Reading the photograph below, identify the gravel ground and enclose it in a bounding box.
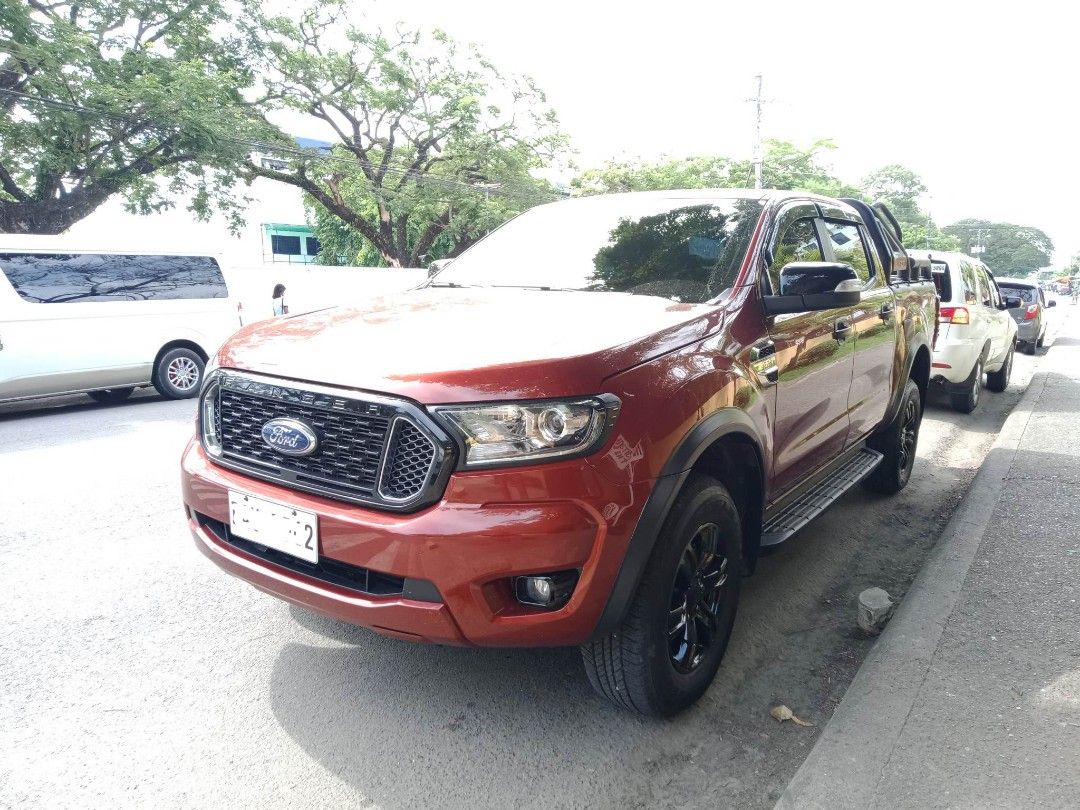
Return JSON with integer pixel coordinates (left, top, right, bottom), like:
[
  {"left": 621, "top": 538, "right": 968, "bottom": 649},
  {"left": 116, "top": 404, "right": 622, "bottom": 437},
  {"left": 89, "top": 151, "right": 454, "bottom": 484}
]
[{"left": 0, "top": 340, "right": 1048, "bottom": 809}]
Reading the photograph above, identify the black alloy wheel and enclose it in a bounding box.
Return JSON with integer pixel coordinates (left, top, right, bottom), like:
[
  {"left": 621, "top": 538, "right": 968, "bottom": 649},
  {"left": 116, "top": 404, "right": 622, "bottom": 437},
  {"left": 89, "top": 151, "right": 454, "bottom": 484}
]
[{"left": 668, "top": 523, "right": 730, "bottom": 674}]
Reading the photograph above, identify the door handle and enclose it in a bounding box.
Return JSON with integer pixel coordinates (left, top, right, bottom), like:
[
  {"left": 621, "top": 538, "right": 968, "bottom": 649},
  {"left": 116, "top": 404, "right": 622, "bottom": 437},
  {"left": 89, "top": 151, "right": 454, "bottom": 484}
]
[
  {"left": 749, "top": 340, "right": 778, "bottom": 385},
  {"left": 833, "top": 319, "right": 852, "bottom": 342},
  {"left": 879, "top": 302, "right": 895, "bottom": 322}
]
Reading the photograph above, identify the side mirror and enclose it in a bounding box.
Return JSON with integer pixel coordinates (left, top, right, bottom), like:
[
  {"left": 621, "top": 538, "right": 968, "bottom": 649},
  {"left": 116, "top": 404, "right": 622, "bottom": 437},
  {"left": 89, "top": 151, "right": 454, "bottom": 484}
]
[
  {"left": 1003, "top": 296, "right": 1023, "bottom": 310},
  {"left": 763, "top": 262, "right": 861, "bottom": 315},
  {"left": 427, "top": 258, "right": 453, "bottom": 278},
  {"left": 1048, "top": 299, "right": 1057, "bottom": 308}
]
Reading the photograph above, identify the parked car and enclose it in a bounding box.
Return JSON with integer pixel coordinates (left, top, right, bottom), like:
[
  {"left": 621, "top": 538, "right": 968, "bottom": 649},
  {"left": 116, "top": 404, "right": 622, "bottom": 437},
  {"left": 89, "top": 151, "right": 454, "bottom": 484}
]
[
  {"left": 0, "top": 245, "right": 239, "bottom": 403},
  {"left": 182, "top": 190, "right": 937, "bottom": 716},
  {"left": 911, "top": 250, "right": 1020, "bottom": 412},
  {"left": 997, "top": 278, "right": 1055, "bottom": 354}
]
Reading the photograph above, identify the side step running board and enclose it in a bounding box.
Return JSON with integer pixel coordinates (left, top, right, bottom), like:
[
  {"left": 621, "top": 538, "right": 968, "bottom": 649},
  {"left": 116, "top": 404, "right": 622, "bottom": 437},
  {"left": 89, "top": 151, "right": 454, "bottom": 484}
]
[{"left": 761, "top": 448, "right": 884, "bottom": 547}]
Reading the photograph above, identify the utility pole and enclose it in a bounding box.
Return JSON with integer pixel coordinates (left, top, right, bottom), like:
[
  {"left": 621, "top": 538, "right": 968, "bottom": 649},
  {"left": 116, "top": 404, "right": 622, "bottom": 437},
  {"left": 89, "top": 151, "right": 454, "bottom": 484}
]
[{"left": 749, "top": 74, "right": 764, "bottom": 189}]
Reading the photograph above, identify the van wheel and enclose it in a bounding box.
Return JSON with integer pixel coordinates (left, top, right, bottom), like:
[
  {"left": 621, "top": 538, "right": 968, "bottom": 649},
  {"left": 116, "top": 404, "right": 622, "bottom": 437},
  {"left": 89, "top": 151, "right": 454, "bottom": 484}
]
[
  {"left": 88, "top": 387, "right": 135, "bottom": 404},
  {"left": 986, "top": 345, "right": 1013, "bottom": 393},
  {"left": 949, "top": 359, "right": 982, "bottom": 413},
  {"left": 581, "top": 474, "right": 742, "bottom": 716},
  {"left": 153, "top": 348, "right": 204, "bottom": 399},
  {"left": 864, "top": 379, "right": 922, "bottom": 495},
  {"left": 1023, "top": 341, "right": 1036, "bottom": 355}
]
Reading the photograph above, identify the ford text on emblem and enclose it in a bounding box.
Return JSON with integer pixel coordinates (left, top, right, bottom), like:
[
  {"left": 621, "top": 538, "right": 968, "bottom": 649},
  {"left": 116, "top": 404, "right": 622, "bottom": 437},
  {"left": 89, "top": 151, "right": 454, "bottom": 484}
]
[{"left": 261, "top": 418, "right": 318, "bottom": 457}]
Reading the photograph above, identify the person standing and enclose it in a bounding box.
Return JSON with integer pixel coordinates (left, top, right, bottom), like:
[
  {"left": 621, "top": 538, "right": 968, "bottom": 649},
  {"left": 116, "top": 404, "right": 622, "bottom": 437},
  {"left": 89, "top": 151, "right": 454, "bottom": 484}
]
[{"left": 272, "top": 283, "right": 288, "bottom": 316}]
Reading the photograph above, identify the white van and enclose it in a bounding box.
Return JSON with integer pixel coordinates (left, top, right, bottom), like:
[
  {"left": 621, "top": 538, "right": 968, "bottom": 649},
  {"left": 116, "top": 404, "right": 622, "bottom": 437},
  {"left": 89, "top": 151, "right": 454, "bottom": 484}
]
[
  {"left": 909, "top": 250, "right": 1019, "bottom": 413},
  {"left": 0, "top": 244, "right": 241, "bottom": 403}
]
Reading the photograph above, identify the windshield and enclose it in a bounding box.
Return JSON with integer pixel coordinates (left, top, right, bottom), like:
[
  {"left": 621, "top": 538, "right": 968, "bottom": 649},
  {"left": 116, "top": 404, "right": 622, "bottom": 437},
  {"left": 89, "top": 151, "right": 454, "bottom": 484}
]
[{"left": 432, "top": 196, "right": 764, "bottom": 303}]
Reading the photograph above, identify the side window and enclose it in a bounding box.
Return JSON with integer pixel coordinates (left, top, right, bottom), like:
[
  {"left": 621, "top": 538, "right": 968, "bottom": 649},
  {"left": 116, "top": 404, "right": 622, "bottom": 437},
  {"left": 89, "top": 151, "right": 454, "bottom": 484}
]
[
  {"left": 768, "top": 217, "right": 823, "bottom": 293},
  {"left": 0, "top": 253, "right": 226, "bottom": 303},
  {"left": 977, "top": 268, "right": 993, "bottom": 307},
  {"left": 960, "top": 263, "right": 978, "bottom": 304},
  {"left": 824, "top": 220, "right": 873, "bottom": 284}
]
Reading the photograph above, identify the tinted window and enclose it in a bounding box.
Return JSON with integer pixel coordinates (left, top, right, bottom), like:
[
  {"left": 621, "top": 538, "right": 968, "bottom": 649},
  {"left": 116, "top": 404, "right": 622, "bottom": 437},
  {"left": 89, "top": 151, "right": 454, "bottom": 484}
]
[
  {"left": 0, "top": 253, "right": 227, "bottom": 303},
  {"left": 960, "top": 262, "right": 978, "bottom": 304},
  {"left": 305, "top": 237, "right": 321, "bottom": 257},
  {"left": 271, "top": 234, "right": 302, "bottom": 255},
  {"left": 824, "top": 220, "right": 872, "bottom": 283},
  {"left": 999, "top": 284, "right": 1036, "bottom": 304},
  {"left": 435, "top": 197, "right": 765, "bottom": 303},
  {"left": 976, "top": 268, "right": 993, "bottom": 306},
  {"left": 931, "top": 262, "right": 952, "bottom": 300},
  {"left": 768, "top": 217, "right": 823, "bottom": 292}
]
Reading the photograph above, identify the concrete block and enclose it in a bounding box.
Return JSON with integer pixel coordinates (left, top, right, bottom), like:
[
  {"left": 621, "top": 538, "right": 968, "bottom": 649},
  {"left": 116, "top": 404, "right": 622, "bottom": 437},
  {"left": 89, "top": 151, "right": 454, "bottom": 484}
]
[{"left": 858, "top": 587, "right": 895, "bottom": 635}]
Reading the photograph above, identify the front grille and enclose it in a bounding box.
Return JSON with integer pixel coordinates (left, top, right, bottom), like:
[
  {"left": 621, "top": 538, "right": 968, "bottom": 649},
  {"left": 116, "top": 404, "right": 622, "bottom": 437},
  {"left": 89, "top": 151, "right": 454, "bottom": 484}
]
[
  {"left": 380, "top": 419, "right": 437, "bottom": 500},
  {"left": 208, "top": 371, "right": 447, "bottom": 510}
]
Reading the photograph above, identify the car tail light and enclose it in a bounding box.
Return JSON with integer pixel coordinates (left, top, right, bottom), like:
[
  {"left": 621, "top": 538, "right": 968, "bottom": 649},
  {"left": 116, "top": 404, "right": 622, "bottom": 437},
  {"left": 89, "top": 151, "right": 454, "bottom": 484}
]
[
  {"left": 939, "top": 306, "right": 970, "bottom": 325},
  {"left": 1023, "top": 304, "right": 1039, "bottom": 321}
]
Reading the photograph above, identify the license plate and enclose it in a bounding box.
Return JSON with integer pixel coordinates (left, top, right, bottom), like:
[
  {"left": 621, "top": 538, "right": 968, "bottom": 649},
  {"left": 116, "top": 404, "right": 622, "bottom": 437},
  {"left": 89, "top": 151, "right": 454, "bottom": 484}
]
[{"left": 228, "top": 491, "right": 318, "bottom": 564}]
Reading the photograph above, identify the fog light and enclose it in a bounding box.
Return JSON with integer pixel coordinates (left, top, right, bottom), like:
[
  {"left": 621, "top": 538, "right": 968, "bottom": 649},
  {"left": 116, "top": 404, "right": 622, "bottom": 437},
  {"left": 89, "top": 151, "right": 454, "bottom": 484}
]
[{"left": 514, "top": 571, "right": 578, "bottom": 609}]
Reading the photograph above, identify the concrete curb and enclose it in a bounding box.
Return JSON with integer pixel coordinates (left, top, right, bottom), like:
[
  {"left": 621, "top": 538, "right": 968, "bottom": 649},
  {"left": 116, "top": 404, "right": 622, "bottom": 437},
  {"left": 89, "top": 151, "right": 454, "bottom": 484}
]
[{"left": 775, "top": 330, "right": 1060, "bottom": 808}]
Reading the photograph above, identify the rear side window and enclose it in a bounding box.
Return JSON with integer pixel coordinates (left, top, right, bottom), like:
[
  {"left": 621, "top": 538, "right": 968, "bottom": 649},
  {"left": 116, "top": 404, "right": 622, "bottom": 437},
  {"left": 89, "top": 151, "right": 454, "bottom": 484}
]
[
  {"left": 960, "top": 262, "right": 978, "bottom": 304},
  {"left": 931, "top": 262, "right": 951, "bottom": 300},
  {"left": 0, "top": 253, "right": 227, "bottom": 303},
  {"left": 824, "top": 220, "right": 872, "bottom": 283},
  {"left": 976, "top": 267, "right": 994, "bottom": 307}
]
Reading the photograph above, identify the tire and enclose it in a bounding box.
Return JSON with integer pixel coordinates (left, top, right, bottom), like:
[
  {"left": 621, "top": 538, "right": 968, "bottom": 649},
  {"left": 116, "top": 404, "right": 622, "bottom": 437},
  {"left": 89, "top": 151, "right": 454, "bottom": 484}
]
[
  {"left": 153, "top": 348, "right": 205, "bottom": 399},
  {"left": 864, "top": 378, "right": 923, "bottom": 495},
  {"left": 1023, "top": 341, "right": 1036, "bottom": 355},
  {"left": 1036, "top": 331, "right": 1045, "bottom": 349},
  {"left": 986, "top": 344, "right": 1013, "bottom": 393},
  {"left": 87, "top": 387, "right": 135, "bottom": 404},
  {"left": 581, "top": 474, "right": 743, "bottom": 717},
  {"left": 949, "top": 358, "right": 982, "bottom": 413}
]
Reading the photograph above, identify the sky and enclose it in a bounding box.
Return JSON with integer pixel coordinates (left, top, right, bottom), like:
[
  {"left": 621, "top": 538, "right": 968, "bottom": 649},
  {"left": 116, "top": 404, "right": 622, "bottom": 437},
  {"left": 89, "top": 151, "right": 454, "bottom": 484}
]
[{"left": 328, "top": 0, "right": 1080, "bottom": 266}]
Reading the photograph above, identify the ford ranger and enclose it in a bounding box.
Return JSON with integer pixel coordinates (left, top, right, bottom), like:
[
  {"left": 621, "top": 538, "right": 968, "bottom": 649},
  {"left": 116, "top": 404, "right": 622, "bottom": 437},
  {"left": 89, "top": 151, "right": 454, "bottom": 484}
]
[{"left": 181, "top": 189, "right": 937, "bottom": 716}]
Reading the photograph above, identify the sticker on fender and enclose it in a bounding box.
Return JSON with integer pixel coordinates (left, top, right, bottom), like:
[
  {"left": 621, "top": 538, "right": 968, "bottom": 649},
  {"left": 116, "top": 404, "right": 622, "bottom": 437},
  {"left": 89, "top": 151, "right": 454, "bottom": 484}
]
[{"left": 228, "top": 491, "right": 318, "bottom": 564}]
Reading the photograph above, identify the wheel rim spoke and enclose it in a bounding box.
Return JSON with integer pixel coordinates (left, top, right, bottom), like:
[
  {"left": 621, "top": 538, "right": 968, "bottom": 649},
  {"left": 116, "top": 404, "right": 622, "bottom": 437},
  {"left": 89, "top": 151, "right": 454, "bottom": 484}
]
[{"left": 667, "top": 521, "right": 729, "bottom": 674}]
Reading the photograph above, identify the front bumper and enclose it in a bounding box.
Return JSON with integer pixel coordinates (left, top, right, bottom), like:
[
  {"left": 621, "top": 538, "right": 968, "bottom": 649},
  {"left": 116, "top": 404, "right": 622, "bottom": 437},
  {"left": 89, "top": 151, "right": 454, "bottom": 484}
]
[{"left": 181, "top": 440, "right": 651, "bottom": 647}]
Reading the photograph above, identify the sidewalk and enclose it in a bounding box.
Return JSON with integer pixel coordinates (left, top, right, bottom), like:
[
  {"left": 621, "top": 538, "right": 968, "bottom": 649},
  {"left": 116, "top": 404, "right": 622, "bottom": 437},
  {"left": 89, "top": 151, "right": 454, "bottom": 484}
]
[{"left": 778, "top": 305, "right": 1080, "bottom": 809}]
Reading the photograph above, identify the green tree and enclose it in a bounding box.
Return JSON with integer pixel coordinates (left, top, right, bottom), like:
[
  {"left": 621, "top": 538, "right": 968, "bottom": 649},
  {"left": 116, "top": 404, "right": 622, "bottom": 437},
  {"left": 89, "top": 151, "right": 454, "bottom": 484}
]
[
  {"left": 857, "top": 164, "right": 959, "bottom": 251},
  {"left": 572, "top": 140, "right": 859, "bottom": 197},
  {"left": 574, "top": 140, "right": 859, "bottom": 198},
  {"left": 942, "top": 219, "right": 1053, "bottom": 274},
  {"left": 0, "top": 0, "right": 271, "bottom": 234},
  {"left": 571, "top": 155, "right": 735, "bottom": 195},
  {"left": 246, "top": 5, "right": 563, "bottom": 267}
]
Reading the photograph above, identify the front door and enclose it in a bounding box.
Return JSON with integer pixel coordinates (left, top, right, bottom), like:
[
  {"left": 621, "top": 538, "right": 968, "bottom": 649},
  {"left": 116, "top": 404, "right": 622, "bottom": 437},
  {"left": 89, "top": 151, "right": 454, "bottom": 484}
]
[
  {"left": 763, "top": 204, "right": 856, "bottom": 497},
  {"left": 821, "top": 219, "right": 898, "bottom": 443}
]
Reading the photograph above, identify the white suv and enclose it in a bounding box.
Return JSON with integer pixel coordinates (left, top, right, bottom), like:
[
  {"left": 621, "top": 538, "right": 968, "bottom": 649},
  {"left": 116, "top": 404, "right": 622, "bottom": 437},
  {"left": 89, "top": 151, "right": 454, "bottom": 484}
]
[{"left": 911, "top": 250, "right": 1019, "bottom": 413}]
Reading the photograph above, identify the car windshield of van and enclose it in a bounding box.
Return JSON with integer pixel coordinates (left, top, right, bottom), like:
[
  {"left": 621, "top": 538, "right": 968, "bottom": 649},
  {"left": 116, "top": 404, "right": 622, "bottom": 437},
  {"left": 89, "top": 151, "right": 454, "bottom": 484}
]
[
  {"left": 998, "top": 283, "right": 1036, "bottom": 304},
  {"left": 429, "top": 197, "right": 765, "bottom": 303}
]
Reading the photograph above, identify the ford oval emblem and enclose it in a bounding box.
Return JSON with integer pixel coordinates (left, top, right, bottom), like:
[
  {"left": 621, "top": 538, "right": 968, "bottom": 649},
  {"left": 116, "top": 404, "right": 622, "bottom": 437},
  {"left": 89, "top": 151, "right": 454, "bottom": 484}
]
[{"left": 261, "top": 418, "right": 318, "bottom": 457}]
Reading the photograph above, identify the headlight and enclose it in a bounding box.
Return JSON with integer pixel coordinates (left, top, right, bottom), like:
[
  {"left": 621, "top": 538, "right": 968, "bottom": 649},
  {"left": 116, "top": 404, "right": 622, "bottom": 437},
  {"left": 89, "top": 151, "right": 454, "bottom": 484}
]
[
  {"left": 434, "top": 395, "right": 620, "bottom": 468},
  {"left": 198, "top": 372, "right": 223, "bottom": 458}
]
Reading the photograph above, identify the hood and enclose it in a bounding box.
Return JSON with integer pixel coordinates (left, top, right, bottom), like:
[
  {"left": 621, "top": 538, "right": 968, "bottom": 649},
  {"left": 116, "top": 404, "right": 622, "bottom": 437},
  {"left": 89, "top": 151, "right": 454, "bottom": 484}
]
[{"left": 216, "top": 287, "right": 723, "bottom": 402}]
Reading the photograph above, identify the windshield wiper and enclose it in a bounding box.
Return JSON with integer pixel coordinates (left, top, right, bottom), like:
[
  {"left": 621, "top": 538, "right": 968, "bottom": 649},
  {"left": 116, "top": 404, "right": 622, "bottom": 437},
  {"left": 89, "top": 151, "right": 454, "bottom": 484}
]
[{"left": 426, "top": 281, "right": 479, "bottom": 288}]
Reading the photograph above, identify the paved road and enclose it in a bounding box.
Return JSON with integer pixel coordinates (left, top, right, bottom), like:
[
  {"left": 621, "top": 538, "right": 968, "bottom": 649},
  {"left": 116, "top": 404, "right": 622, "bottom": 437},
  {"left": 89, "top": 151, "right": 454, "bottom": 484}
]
[{"left": 0, "top": 316, "right": 1062, "bottom": 809}]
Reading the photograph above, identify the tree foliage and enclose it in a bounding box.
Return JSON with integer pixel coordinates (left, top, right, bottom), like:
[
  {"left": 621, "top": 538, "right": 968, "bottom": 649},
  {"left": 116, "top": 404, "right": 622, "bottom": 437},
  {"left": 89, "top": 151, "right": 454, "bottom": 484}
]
[
  {"left": 857, "top": 164, "right": 958, "bottom": 251},
  {"left": 942, "top": 219, "right": 1054, "bottom": 274},
  {"left": 0, "top": 0, "right": 271, "bottom": 234},
  {"left": 571, "top": 140, "right": 859, "bottom": 198},
  {"left": 246, "top": 4, "right": 563, "bottom": 267}
]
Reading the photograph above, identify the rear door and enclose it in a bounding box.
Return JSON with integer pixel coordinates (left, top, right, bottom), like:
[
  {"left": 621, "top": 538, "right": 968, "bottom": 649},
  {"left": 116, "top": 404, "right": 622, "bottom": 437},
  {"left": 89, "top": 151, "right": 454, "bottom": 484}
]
[
  {"left": 763, "top": 202, "right": 857, "bottom": 496},
  {"left": 976, "top": 266, "right": 1009, "bottom": 363}
]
